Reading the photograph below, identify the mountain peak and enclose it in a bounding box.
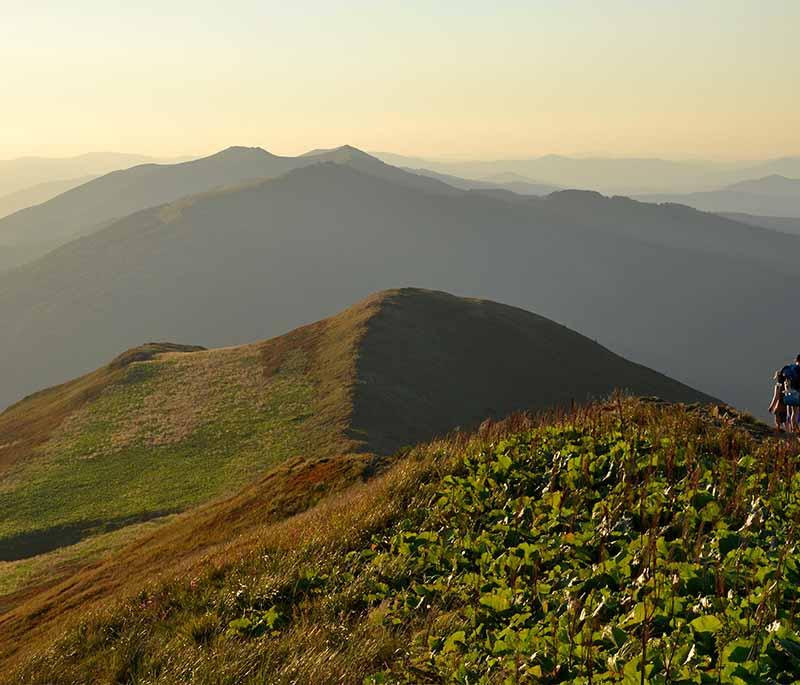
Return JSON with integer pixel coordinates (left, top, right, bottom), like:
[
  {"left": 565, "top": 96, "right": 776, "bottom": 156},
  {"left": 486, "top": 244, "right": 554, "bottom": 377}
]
[
  {"left": 725, "top": 174, "right": 800, "bottom": 194},
  {"left": 212, "top": 145, "right": 275, "bottom": 159},
  {"left": 544, "top": 188, "right": 606, "bottom": 203},
  {"left": 301, "top": 144, "right": 373, "bottom": 160}
]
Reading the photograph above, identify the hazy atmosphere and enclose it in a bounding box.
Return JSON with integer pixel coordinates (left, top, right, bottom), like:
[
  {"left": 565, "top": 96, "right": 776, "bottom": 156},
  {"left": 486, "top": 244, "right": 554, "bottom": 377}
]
[
  {"left": 3, "top": 3, "right": 800, "bottom": 683},
  {"left": 4, "top": 1, "right": 799, "bottom": 160}
]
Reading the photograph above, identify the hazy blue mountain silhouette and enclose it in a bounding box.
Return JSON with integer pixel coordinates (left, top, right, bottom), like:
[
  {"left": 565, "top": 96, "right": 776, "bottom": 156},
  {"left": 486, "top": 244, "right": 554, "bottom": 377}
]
[
  {"left": 734, "top": 158, "right": 800, "bottom": 182},
  {"left": 404, "top": 168, "right": 561, "bottom": 195},
  {"left": 0, "top": 146, "right": 456, "bottom": 270},
  {"left": 374, "top": 152, "right": 800, "bottom": 196},
  {"left": 0, "top": 175, "right": 98, "bottom": 220},
  {"left": 0, "top": 152, "right": 164, "bottom": 197},
  {"left": 0, "top": 160, "right": 797, "bottom": 419},
  {"left": 724, "top": 175, "right": 800, "bottom": 196},
  {"left": 718, "top": 212, "right": 800, "bottom": 235},
  {"left": 637, "top": 183, "right": 800, "bottom": 218}
]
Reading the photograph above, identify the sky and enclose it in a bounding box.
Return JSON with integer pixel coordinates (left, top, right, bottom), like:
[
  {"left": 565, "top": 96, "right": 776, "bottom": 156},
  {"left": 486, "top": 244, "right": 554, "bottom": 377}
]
[{"left": 2, "top": 0, "right": 799, "bottom": 161}]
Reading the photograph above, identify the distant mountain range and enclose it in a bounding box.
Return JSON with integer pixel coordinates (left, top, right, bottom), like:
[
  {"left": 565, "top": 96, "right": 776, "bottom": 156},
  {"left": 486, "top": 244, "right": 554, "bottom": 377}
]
[
  {"left": 403, "top": 168, "right": 561, "bottom": 195},
  {"left": 373, "top": 152, "right": 800, "bottom": 195},
  {"left": 0, "top": 146, "right": 457, "bottom": 270},
  {"left": 725, "top": 174, "right": 800, "bottom": 196},
  {"left": 4, "top": 148, "right": 800, "bottom": 273},
  {"left": 0, "top": 152, "right": 171, "bottom": 197},
  {"left": 638, "top": 174, "right": 800, "bottom": 217},
  {"left": 0, "top": 148, "right": 795, "bottom": 420},
  {"left": 718, "top": 212, "right": 800, "bottom": 235},
  {"left": 0, "top": 176, "right": 98, "bottom": 221}
]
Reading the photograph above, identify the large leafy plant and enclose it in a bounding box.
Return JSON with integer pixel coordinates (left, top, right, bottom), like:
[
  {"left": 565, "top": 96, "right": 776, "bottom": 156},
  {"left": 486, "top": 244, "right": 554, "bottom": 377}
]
[{"left": 365, "top": 422, "right": 800, "bottom": 683}]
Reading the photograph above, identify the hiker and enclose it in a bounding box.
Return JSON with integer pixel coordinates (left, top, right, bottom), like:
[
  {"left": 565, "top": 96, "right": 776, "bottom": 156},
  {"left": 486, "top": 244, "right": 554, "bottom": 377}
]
[
  {"left": 785, "top": 377, "right": 800, "bottom": 432},
  {"left": 781, "top": 356, "right": 800, "bottom": 431},
  {"left": 769, "top": 370, "right": 788, "bottom": 431}
]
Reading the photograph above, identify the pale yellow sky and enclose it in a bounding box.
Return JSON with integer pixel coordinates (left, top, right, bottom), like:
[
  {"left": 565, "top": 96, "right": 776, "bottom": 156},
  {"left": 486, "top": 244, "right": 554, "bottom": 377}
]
[{"left": 3, "top": 1, "right": 799, "bottom": 160}]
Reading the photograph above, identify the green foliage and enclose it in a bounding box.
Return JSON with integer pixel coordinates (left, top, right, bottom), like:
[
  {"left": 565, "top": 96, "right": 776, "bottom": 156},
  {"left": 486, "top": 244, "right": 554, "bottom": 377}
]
[{"left": 358, "top": 424, "right": 800, "bottom": 683}]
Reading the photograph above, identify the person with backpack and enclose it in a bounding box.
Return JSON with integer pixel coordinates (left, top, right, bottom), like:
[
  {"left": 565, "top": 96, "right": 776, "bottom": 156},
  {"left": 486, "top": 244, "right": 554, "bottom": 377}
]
[
  {"left": 781, "top": 355, "right": 800, "bottom": 431},
  {"left": 769, "top": 370, "right": 789, "bottom": 432}
]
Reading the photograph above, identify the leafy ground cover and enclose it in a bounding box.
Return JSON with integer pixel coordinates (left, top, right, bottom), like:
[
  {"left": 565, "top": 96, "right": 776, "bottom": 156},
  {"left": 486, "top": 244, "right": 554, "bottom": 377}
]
[
  {"left": 364, "top": 414, "right": 800, "bottom": 682},
  {"left": 11, "top": 399, "right": 800, "bottom": 684}
]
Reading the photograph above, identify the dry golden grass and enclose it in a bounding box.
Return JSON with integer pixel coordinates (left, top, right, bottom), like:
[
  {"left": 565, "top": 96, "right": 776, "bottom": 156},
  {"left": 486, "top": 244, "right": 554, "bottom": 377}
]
[{"left": 0, "top": 293, "right": 384, "bottom": 666}]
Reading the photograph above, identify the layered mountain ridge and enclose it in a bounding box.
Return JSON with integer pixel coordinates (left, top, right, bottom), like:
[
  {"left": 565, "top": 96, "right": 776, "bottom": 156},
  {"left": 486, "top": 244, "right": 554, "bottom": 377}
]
[
  {"left": 0, "top": 155, "right": 796, "bottom": 419},
  {"left": 0, "top": 145, "right": 457, "bottom": 269}
]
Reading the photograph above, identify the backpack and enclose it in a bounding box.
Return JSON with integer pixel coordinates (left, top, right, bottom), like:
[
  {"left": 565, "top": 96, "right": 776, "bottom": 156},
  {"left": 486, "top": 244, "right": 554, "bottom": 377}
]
[
  {"left": 785, "top": 389, "right": 800, "bottom": 407},
  {"left": 783, "top": 364, "right": 800, "bottom": 387}
]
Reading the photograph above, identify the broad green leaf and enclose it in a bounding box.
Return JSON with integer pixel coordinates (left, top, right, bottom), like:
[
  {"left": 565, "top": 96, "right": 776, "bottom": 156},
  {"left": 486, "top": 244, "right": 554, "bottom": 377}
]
[{"left": 690, "top": 615, "right": 722, "bottom": 634}]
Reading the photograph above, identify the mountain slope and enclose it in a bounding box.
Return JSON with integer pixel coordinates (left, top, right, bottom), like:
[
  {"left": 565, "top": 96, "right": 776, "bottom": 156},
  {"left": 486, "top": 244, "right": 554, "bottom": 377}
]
[
  {"left": 0, "top": 152, "right": 162, "bottom": 197},
  {"left": 533, "top": 189, "right": 800, "bottom": 266},
  {"left": 0, "top": 176, "right": 97, "bottom": 221},
  {"left": 6, "top": 399, "right": 789, "bottom": 683},
  {"left": 0, "top": 146, "right": 453, "bottom": 270},
  {"left": 0, "top": 147, "right": 301, "bottom": 264},
  {"left": 0, "top": 288, "right": 709, "bottom": 560},
  {"left": 300, "top": 145, "right": 458, "bottom": 195},
  {"left": 0, "top": 299, "right": 368, "bottom": 563},
  {"left": 349, "top": 289, "right": 711, "bottom": 455},
  {"left": 0, "top": 291, "right": 712, "bottom": 669},
  {"left": 0, "top": 161, "right": 794, "bottom": 419}
]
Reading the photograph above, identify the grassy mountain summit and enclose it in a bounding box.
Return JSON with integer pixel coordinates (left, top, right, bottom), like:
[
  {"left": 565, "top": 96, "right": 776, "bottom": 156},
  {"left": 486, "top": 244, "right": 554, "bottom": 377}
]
[
  {"left": 0, "top": 288, "right": 709, "bottom": 559},
  {"left": 0, "top": 289, "right": 712, "bottom": 667}
]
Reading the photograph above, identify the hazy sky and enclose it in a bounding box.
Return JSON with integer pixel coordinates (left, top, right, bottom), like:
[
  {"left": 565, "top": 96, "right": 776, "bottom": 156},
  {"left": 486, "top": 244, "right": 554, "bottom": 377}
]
[{"left": 3, "top": 1, "right": 799, "bottom": 160}]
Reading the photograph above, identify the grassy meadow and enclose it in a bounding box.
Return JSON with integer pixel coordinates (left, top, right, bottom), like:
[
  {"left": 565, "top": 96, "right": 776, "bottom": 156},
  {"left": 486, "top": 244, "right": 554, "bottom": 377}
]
[{"left": 0, "top": 346, "right": 322, "bottom": 563}]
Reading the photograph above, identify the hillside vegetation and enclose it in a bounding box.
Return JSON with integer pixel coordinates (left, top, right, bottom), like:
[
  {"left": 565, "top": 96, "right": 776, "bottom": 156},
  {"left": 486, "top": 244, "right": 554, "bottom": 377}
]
[
  {"left": 10, "top": 399, "right": 800, "bottom": 683},
  {"left": 0, "top": 298, "right": 370, "bottom": 572},
  {"left": 0, "top": 289, "right": 711, "bottom": 670}
]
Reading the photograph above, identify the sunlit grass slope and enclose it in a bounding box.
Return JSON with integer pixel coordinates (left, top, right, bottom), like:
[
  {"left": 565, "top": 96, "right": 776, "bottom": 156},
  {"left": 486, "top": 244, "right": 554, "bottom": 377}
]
[
  {"left": 10, "top": 399, "right": 800, "bottom": 684},
  {"left": 0, "top": 345, "right": 319, "bottom": 559},
  {"left": 0, "top": 288, "right": 711, "bottom": 565},
  {"left": 0, "top": 288, "right": 713, "bottom": 673},
  {"left": 0, "top": 292, "right": 375, "bottom": 574}
]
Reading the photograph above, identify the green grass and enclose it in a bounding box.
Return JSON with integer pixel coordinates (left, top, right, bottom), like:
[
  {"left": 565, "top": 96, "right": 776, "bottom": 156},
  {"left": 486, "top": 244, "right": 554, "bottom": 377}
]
[
  {"left": 0, "top": 347, "right": 322, "bottom": 560},
  {"left": 12, "top": 399, "right": 800, "bottom": 684}
]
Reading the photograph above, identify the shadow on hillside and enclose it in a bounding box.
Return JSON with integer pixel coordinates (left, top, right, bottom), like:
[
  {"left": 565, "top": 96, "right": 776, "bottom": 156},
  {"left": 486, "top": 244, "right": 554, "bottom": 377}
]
[{"left": 0, "top": 509, "right": 177, "bottom": 562}]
